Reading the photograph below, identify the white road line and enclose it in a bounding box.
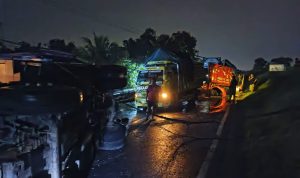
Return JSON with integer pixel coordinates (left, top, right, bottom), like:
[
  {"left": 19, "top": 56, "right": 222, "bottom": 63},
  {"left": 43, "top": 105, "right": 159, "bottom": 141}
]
[{"left": 196, "top": 105, "right": 231, "bottom": 178}]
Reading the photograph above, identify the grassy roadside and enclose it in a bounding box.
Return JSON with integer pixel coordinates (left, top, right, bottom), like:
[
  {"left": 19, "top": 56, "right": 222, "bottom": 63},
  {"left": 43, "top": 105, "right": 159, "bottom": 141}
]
[{"left": 240, "top": 69, "right": 300, "bottom": 178}]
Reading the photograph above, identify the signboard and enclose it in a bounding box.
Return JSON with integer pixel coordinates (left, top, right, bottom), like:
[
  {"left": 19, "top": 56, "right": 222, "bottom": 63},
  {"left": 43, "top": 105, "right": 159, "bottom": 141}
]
[{"left": 269, "top": 64, "right": 286, "bottom": 72}]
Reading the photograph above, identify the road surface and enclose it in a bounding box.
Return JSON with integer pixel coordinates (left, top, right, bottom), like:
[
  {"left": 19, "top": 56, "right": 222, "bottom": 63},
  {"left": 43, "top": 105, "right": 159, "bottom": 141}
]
[{"left": 89, "top": 103, "right": 225, "bottom": 178}]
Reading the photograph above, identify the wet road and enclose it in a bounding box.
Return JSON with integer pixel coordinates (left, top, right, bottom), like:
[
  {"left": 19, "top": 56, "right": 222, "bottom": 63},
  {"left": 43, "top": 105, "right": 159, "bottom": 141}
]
[{"left": 89, "top": 103, "right": 224, "bottom": 178}]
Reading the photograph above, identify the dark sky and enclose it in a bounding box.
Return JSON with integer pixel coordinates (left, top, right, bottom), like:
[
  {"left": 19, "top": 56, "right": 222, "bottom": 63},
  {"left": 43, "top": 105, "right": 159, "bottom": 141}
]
[{"left": 1, "top": 0, "right": 300, "bottom": 70}]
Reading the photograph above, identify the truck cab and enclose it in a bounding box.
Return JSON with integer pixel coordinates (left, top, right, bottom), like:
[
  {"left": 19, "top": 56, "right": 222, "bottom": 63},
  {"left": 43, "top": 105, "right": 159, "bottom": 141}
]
[
  {"left": 135, "top": 62, "right": 177, "bottom": 108},
  {"left": 135, "top": 49, "right": 204, "bottom": 109}
]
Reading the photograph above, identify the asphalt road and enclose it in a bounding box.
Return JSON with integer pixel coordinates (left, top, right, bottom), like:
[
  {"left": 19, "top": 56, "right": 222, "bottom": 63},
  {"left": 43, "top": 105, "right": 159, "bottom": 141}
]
[{"left": 89, "top": 103, "right": 224, "bottom": 178}]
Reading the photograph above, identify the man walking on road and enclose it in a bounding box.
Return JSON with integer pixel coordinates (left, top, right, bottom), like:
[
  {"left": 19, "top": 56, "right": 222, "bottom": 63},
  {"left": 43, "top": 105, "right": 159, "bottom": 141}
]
[
  {"left": 146, "top": 77, "right": 161, "bottom": 120},
  {"left": 228, "top": 74, "right": 238, "bottom": 103}
]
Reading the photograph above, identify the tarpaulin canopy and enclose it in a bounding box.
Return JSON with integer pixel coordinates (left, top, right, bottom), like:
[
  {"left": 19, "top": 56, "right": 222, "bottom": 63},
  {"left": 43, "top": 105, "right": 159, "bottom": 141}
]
[
  {"left": 145, "top": 48, "right": 179, "bottom": 64},
  {"left": 145, "top": 48, "right": 196, "bottom": 81}
]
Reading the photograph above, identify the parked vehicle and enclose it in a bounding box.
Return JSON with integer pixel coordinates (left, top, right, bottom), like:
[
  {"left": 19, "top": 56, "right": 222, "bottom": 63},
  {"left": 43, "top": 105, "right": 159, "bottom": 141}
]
[
  {"left": 0, "top": 50, "right": 127, "bottom": 178},
  {"left": 135, "top": 49, "right": 205, "bottom": 109},
  {"left": 201, "top": 59, "right": 240, "bottom": 108}
]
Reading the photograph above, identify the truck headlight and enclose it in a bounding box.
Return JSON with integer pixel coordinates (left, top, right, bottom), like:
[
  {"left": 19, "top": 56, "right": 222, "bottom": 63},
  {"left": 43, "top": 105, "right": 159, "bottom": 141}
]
[
  {"left": 135, "top": 93, "right": 142, "bottom": 98},
  {"left": 79, "top": 92, "right": 84, "bottom": 103},
  {"left": 161, "top": 92, "right": 168, "bottom": 99}
]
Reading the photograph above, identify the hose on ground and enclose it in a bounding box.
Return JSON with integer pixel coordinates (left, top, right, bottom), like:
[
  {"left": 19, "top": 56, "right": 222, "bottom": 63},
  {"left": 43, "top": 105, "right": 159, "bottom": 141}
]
[{"left": 119, "top": 102, "right": 220, "bottom": 125}]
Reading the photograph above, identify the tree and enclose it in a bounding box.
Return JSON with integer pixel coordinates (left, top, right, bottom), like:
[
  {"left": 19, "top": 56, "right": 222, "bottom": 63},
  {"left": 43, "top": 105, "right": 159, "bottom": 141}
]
[
  {"left": 253, "top": 57, "right": 268, "bottom": 73},
  {"left": 139, "top": 28, "right": 157, "bottom": 56},
  {"left": 119, "top": 58, "right": 144, "bottom": 88},
  {"left": 123, "top": 38, "right": 135, "bottom": 58},
  {"left": 107, "top": 42, "right": 128, "bottom": 64},
  {"left": 78, "top": 34, "right": 111, "bottom": 65},
  {"left": 271, "top": 57, "right": 293, "bottom": 67},
  {"left": 0, "top": 42, "right": 12, "bottom": 53},
  {"left": 123, "top": 28, "right": 198, "bottom": 62},
  {"left": 166, "top": 31, "right": 197, "bottom": 59},
  {"left": 157, "top": 34, "right": 170, "bottom": 49},
  {"left": 77, "top": 33, "right": 127, "bottom": 65},
  {"left": 123, "top": 28, "right": 157, "bottom": 62}
]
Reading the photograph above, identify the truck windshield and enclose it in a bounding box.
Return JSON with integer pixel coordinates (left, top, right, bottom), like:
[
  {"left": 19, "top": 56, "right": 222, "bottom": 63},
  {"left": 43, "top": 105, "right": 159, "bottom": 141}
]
[{"left": 137, "top": 70, "right": 163, "bottom": 83}]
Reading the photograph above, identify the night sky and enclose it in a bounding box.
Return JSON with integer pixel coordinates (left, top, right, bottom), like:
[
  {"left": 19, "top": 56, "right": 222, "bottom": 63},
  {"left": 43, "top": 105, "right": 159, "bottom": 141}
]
[{"left": 1, "top": 0, "right": 300, "bottom": 70}]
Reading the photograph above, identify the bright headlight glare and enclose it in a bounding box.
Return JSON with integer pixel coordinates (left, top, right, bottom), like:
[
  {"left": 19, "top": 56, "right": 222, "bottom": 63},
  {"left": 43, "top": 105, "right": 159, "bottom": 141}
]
[
  {"left": 79, "top": 92, "right": 84, "bottom": 103},
  {"left": 161, "top": 92, "right": 168, "bottom": 99},
  {"left": 135, "top": 93, "right": 142, "bottom": 98}
]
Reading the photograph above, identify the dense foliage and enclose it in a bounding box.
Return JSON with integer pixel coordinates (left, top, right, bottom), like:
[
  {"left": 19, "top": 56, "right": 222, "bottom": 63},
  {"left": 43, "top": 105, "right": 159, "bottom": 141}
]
[
  {"left": 119, "top": 58, "right": 145, "bottom": 88},
  {"left": 123, "top": 28, "right": 198, "bottom": 63}
]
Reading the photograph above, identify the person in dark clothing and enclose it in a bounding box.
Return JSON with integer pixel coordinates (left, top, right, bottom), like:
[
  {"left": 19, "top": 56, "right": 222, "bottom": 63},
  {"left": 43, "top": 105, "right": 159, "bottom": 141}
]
[
  {"left": 248, "top": 73, "right": 257, "bottom": 92},
  {"left": 228, "top": 74, "right": 238, "bottom": 103},
  {"left": 146, "top": 77, "right": 161, "bottom": 119}
]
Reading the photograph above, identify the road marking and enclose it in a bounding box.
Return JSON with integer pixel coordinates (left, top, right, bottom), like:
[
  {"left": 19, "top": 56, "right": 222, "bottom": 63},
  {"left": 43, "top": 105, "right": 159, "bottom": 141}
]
[{"left": 196, "top": 104, "right": 231, "bottom": 178}]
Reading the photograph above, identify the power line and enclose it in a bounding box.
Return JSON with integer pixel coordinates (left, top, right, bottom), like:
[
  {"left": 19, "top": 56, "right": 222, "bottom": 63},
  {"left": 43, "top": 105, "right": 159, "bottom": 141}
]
[{"left": 35, "top": 0, "right": 141, "bottom": 35}]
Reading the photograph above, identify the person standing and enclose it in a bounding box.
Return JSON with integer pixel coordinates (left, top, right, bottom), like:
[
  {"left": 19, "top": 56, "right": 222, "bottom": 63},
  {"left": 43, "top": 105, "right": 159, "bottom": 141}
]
[
  {"left": 248, "top": 74, "right": 257, "bottom": 92},
  {"left": 146, "top": 77, "right": 161, "bottom": 120},
  {"left": 228, "top": 74, "right": 238, "bottom": 103}
]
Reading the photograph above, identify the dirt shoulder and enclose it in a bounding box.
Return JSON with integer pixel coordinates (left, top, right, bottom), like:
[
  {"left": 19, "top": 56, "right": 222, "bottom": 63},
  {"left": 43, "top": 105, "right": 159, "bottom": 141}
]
[{"left": 207, "top": 69, "right": 300, "bottom": 178}]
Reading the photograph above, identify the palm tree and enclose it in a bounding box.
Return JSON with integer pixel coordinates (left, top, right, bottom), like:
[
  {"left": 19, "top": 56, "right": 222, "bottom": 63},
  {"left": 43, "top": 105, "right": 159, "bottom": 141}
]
[{"left": 77, "top": 33, "right": 111, "bottom": 65}]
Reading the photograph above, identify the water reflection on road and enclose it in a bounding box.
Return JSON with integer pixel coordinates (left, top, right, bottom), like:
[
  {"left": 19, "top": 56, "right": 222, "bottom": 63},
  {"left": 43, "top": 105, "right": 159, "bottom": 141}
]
[{"left": 89, "top": 102, "right": 223, "bottom": 178}]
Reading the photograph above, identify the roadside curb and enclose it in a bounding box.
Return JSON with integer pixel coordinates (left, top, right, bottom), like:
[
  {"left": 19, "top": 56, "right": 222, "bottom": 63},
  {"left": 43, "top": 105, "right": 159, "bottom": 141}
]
[{"left": 196, "top": 104, "right": 231, "bottom": 178}]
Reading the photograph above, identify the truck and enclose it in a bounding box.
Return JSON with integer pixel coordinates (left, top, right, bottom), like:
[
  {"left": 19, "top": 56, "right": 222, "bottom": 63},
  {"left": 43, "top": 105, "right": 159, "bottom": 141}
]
[
  {"left": 135, "top": 48, "right": 205, "bottom": 109},
  {"left": 200, "top": 59, "right": 242, "bottom": 109},
  {"left": 0, "top": 50, "right": 127, "bottom": 178}
]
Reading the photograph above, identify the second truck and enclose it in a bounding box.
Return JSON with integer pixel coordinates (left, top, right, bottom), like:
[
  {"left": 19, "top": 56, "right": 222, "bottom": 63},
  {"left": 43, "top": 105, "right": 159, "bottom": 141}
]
[{"left": 135, "top": 48, "right": 205, "bottom": 109}]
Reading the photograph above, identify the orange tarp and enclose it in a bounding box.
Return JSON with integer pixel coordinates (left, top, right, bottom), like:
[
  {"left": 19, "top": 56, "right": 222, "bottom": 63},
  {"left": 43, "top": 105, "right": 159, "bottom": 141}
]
[
  {"left": 0, "top": 60, "right": 20, "bottom": 83},
  {"left": 209, "top": 64, "right": 233, "bottom": 87}
]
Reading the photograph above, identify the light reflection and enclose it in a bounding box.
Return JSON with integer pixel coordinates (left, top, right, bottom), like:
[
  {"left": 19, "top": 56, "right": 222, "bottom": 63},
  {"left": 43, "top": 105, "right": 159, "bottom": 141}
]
[{"left": 145, "top": 113, "right": 188, "bottom": 175}]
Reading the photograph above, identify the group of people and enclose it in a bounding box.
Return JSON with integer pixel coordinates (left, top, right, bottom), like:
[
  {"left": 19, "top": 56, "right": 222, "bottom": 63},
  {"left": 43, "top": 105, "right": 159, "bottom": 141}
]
[{"left": 228, "top": 73, "right": 257, "bottom": 103}]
